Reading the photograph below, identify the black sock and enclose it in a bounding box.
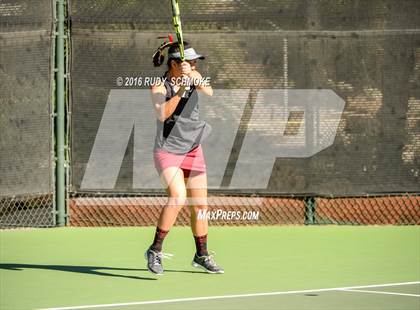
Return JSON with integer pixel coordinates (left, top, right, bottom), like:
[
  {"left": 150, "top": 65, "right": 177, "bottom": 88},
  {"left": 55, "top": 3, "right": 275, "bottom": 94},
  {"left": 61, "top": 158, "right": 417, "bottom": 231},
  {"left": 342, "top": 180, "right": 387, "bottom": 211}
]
[
  {"left": 194, "top": 234, "right": 208, "bottom": 256},
  {"left": 150, "top": 227, "right": 169, "bottom": 252}
]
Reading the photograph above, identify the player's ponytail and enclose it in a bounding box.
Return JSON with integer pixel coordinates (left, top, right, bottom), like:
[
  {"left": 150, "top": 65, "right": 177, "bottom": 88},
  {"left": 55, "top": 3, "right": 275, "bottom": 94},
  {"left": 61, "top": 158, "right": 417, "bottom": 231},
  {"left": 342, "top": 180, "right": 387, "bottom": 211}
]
[
  {"left": 152, "top": 41, "right": 173, "bottom": 67},
  {"left": 153, "top": 36, "right": 190, "bottom": 67}
]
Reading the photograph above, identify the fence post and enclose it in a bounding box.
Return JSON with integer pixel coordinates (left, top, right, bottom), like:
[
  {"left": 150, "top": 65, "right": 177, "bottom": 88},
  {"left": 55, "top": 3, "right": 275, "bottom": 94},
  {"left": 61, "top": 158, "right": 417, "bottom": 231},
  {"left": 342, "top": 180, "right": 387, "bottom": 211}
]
[
  {"left": 55, "top": 0, "right": 67, "bottom": 226},
  {"left": 304, "top": 197, "right": 316, "bottom": 225}
]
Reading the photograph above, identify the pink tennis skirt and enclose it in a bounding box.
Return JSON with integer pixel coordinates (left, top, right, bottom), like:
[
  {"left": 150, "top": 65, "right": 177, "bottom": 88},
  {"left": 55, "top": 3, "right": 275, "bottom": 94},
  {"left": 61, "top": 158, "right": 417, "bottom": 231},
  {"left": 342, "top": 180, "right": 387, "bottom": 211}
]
[{"left": 154, "top": 145, "right": 206, "bottom": 178}]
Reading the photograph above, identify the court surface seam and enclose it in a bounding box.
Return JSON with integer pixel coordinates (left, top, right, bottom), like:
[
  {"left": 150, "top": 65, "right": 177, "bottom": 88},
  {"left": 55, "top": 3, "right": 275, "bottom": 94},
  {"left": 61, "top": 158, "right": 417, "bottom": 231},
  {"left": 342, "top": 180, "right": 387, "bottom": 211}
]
[{"left": 40, "top": 281, "right": 420, "bottom": 310}]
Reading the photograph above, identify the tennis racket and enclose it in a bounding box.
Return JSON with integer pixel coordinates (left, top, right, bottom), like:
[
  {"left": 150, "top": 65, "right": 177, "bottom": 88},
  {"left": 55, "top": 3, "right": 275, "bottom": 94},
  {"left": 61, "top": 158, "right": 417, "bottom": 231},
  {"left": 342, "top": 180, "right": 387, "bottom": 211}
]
[{"left": 170, "top": 0, "right": 190, "bottom": 90}]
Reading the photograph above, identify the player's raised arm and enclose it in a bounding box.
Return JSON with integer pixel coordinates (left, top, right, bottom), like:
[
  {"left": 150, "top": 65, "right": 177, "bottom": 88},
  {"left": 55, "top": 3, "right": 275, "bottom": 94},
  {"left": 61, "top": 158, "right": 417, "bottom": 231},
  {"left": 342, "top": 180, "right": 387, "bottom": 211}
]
[
  {"left": 186, "top": 67, "right": 213, "bottom": 97},
  {"left": 151, "top": 82, "right": 186, "bottom": 122}
]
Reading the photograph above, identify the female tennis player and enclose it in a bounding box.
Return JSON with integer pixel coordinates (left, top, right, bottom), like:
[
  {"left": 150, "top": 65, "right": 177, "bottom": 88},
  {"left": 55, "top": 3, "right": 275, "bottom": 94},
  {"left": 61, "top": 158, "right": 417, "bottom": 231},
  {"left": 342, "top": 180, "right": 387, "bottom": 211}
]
[{"left": 145, "top": 41, "right": 224, "bottom": 275}]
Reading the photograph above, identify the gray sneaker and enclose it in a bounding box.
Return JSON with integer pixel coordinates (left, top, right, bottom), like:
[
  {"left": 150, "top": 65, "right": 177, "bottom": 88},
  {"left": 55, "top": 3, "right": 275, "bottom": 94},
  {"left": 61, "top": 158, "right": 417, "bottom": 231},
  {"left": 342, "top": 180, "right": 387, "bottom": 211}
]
[
  {"left": 192, "top": 252, "right": 224, "bottom": 274},
  {"left": 145, "top": 248, "right": 172, "bottom": 275}
]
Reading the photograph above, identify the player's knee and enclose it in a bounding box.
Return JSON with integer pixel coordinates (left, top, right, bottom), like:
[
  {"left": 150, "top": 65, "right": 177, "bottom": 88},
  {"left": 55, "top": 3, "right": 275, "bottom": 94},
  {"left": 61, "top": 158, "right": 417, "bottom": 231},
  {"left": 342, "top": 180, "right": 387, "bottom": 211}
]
[{"left": 168, "top": 190, "right": 187, "bottom": 207}]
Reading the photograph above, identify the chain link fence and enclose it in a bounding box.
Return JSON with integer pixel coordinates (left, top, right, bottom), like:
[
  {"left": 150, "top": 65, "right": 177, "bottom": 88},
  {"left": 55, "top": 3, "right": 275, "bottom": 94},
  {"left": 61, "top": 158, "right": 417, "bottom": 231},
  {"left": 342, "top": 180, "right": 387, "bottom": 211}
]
[
  {"left": 0, "top": 194, "right": 55, "bottom": 228},
  {"left": 67, "top": 0, "right": 419, "bottom": 227},
  {"left": 1, "top": 1, "right": 419, "bottom": 228},
  {"left": 69, "top": 194, "right": 306, "bottom": 226},
  {"left": 69, "top": 0, "right": 420, "bottom": 31},
  {"left": 68, "top": 193, "right": 419, "bottom": 226},
  {"left": 0, "top": 0, "right": 56, "bottom": 228},
  {"left": 314, "top": 195, "right": 420, "bottom": 225},
  {"left": 69, "top": 0, "right": 420, "bottom": 196}
]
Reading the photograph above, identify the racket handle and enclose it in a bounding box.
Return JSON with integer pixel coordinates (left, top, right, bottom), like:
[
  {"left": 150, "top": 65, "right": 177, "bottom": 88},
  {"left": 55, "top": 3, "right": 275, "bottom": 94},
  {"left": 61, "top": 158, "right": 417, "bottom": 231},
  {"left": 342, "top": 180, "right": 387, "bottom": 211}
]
[{"left": 183, "top": 75, "right": 190, "bottom": 90}]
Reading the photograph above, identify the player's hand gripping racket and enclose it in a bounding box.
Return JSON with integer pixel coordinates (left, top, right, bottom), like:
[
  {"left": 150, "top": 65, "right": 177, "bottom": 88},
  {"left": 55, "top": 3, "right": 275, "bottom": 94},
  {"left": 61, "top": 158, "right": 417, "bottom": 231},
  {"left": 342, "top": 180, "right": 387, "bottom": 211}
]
[{"left": 171, "top": 0, "right": 190, "bottom": 90}]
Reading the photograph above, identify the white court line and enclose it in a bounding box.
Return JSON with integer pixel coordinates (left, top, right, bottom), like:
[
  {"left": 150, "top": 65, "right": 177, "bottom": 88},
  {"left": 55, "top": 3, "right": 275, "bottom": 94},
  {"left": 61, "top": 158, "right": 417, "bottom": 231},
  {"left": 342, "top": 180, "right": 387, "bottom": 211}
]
[
  {"left": 340, "top": 289, "right": 420, "bottom": 298},
  {"left": 40, "top": 281, "right": 420, "bottom": 310}
]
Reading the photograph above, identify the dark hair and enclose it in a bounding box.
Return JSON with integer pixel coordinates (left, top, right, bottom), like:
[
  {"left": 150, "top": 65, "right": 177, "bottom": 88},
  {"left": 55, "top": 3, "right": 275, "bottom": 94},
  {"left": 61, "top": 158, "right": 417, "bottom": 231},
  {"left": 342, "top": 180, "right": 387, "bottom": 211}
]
[{"left": 152, "top": 41, "right": 189, "bottom": 67}]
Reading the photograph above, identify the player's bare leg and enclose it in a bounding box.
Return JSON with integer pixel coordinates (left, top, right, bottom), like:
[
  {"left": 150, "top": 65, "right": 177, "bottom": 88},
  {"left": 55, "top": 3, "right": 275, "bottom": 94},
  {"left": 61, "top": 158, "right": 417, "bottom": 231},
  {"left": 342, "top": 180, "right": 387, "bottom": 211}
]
[
  {"left": 187, "top": 172, "right": 224, "bottom": 274},
  {"left": 158, "top": 166, "right": 187, "bottom": 230},
  {"left": 145, "top": 166, "right": 186, "bottom": 275},
  {"left": 186, "top": 171, "right": 208, "bottom": 237}
]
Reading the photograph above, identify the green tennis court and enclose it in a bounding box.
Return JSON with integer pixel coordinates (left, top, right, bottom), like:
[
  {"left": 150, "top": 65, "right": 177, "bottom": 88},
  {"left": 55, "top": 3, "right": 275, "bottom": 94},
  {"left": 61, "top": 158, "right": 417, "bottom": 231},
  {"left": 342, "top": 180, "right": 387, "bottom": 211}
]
[{"left": 1, "top": 226, "right": 419, "bottom": 310}]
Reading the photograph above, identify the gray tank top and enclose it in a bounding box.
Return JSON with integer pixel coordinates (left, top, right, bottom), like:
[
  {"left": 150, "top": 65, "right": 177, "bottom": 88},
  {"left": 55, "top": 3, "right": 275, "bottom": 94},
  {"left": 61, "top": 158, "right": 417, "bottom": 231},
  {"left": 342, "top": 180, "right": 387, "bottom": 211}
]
[{"left": 154, "top": 77, "right": 212, "bottom": 154}]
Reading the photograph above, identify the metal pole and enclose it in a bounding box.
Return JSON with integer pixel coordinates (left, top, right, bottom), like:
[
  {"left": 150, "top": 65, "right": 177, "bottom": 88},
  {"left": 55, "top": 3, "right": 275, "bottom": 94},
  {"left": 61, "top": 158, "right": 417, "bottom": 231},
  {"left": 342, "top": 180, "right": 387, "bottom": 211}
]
[
  {"left": 56, "top": 0, "right": 66, "bottom": 226},
  {"left": 304, "top": 197, "right": 316, "bottom": 225}
]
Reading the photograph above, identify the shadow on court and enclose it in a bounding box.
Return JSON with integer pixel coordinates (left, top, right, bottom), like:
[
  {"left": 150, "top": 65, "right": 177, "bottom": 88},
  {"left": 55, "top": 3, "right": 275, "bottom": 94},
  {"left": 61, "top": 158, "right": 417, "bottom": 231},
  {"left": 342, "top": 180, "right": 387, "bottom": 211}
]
[{"left": 0, "top": 263, "right": 204, "bottom": 281}]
